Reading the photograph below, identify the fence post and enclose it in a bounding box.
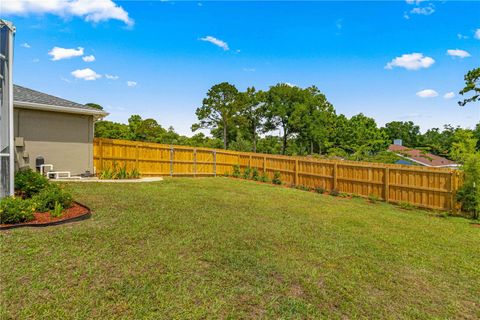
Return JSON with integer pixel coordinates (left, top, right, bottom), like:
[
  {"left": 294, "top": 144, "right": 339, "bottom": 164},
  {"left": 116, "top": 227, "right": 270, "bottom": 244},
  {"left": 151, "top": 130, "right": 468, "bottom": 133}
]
[
  {"left": 295, "top": 159, "right": 299, "bottom": 185},
  {"left": 193, "top": 148, "right": 197, "bottom": 177},
  {"left": 98, "top": 139, "right": 103, "bottom": 172},
  {"left": 384, "top": 167, "right": 390, "bottom": 202},
  {"left": 249, "top": 154, "right": 252, "bottom": 168},
  {"left": 170, "top": 146, "right": 174, "bottom": 177},
  {"left": 263, "top": 156, "right": 267, "bottom": 174},
  {"left": 213, "top": 150, "right": 217, "bottom": 177},
  {"left": 450, "top": 170, "right": 457, "bottom": 214},
  {"left": 135, "top": 144, "right": 139, "bottom": 170},
  {"left": 333, "top": 163, "right": 338, "bottom": 190}
]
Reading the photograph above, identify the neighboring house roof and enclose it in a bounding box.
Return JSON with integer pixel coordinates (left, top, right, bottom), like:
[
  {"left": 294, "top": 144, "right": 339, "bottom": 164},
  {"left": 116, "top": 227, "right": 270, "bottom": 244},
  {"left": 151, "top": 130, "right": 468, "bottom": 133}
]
[
  {"left": 388, "top": 144, "right": 458, "bottom": 167},
  {"left": 13, "top": 84, "right": 108, "bottom": 117}
]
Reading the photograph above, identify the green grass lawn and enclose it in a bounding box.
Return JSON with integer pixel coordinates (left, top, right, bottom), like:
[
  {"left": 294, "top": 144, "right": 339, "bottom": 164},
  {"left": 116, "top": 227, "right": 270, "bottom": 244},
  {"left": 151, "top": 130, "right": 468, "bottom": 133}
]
[{"left": 1, "top": 178, "right": 479, "bottom": 319}]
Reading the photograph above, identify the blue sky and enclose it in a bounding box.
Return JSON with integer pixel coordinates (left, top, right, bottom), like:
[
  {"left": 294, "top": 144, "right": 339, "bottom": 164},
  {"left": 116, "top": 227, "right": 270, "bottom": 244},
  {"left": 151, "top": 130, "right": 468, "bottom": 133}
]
[{"left": 3, "top": 0, "right": 480, "bottom": 135}]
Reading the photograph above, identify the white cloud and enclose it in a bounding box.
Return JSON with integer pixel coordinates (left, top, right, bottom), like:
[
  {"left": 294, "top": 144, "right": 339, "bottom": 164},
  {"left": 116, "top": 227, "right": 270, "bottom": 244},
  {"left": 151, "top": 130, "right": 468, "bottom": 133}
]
[
  {"left": 385, "top": 53, "right": 435, "bottom": 70},
  {"left": 71, "top": 68, "right": 101, "bottom": 81},
  {"left": 416, "top": 89, "right": 438, "bottom": 98},
  {"left": 336, "top": 19, "right": 343, "bottom": 30},
  {"left": 21, "top": 42, "right": 31, "bottom": 48},
  {"left": 446, "top": 49, "right": 471, "bottom": 58},
  {"left": 410, "top": 5, "right": 435, "bottom": 16},
  {"left": 82, "top": 54, "right": 95, "bottom": 62},
  {"left": 405, "top": 0, "right": 425, "bottom": 4},
  {"left": 475, "top": 29, "right": 480, "bottom": 40},
  {"left": 126, "top": 81, "right": 137, "bottom": 87},
  {"left": 284, "top": 82, "right": 297, "bottom": 87},
  {"left": 49, "top": 46, "right": 84, "bottom": 61},
  {"left": 199, "top": 36, "right": 229, "bottom": 51},
  {"left": 404, "top": 1, "right": 434, "bottom": 19},
  {"left": 2, "top": 0, "right": 133, "bottom": 26},
  {"left": 105, "top": 74, "right": 119, "bottom": 80},
  {"left": 457, "top": 33, "right": 468, "bottom": 40},
  {"left": 443, "top": 92, "right": 455, "bottom": 99},
  {"left": 32, "top": 58, "right": 39, "bottom": 63}
]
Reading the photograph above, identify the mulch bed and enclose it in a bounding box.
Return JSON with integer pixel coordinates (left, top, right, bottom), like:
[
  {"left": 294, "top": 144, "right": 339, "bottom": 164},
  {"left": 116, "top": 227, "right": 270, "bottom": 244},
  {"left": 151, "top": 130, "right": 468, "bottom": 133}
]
[{"left": 0, "top": 202, "right": 91, "bottom": 230}]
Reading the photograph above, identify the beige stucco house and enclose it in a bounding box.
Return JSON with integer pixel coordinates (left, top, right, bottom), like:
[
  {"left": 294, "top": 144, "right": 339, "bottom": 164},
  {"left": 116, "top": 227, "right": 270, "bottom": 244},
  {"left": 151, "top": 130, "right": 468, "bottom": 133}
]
[{"left": 13, "top": 85, "right": 107, "bottom": 176}]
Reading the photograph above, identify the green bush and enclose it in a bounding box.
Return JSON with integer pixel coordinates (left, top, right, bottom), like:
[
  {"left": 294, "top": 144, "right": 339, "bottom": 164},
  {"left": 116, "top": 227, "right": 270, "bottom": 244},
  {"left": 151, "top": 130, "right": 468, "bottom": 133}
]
[
  {"left": 251, "top": 168, "right": 260, "bottom": 181},
  {"left": 368, "top": 194, "right": 380, "bottom": 203},
  {"left": 272, "top": 172, "right": 282, "bottom": 185},
  {"left": 99, "top": 167, "right": 115, "bottom": 179},
  {"left": 50, "top": 201, "right": 64, "bottom": 218},
  {"left": 0, "top": 197, "right": 36, "bottom": 224},
  {"left": 128, "top": 168, "right": 140, "bottom": 179},
  {"left": 295, "top": 185, "right": 310, "bottom": 191},
  {"left": 116, "top": 165, "right": 128, "bottom": 179},
  {"left": 232, "top": 165, "right": 241, "bottom": 178},
  {"left": 14, "top": 169, "right": 49, "bottom": 198},
  {"left": 329, "top": 189, "right": 340, "bottom": 197},
  {"left": 242, "top": 167, "right": 252, "bottom": 179},
  {"left": 99, "top": 163, "right": 141, "bottom": 180},
  {"left": 398, "top": 201, "right": 415, "bottom": 210},
  {"left": 33, "top": 184, "right": 73, "bottom": 213},
  {"left": 260, "top": 173, "right": 270, "bottom": 183},
  {"left": 315, "top": 187, "right": 325, "bottom": 194},
  {"left": 456, "top": 153, "right": 480, "bottom": 219}
]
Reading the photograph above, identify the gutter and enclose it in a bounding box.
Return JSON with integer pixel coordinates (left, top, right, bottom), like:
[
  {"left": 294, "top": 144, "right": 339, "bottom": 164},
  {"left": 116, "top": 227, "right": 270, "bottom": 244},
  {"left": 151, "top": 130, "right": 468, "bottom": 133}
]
[{"left": 14, "top": 100, "right": 109, "bottom": 120}]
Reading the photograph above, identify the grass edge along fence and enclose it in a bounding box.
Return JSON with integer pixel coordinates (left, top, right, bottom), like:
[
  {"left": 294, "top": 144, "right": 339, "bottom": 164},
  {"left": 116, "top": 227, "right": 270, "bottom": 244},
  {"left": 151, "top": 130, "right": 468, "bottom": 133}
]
[{"left": 94, "top": 138, "right": 462, "bottom": 212}]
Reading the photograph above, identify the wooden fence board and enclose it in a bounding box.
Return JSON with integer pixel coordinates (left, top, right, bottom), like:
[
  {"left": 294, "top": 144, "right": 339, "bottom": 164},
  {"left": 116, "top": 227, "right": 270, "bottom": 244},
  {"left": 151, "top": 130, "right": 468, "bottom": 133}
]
[{"left": 93, "top": 138, "right": 462, "bottom": 211}]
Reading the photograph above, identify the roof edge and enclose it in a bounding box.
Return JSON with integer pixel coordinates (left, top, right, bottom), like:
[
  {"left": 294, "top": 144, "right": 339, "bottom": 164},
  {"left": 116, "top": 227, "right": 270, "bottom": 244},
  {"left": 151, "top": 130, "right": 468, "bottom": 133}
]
[
  {"left": 14, "top": 101, "right": 109, "bottom": 118},
  {"left": 390, "top": 151, "right": 459, "bottom": 168}
]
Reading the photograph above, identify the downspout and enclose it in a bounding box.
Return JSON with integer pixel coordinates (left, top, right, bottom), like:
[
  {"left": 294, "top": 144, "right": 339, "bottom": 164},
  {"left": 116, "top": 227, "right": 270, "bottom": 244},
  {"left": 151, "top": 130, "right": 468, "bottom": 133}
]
[{"left": 7, "top": 21, "right": 15, "bottom": 195}]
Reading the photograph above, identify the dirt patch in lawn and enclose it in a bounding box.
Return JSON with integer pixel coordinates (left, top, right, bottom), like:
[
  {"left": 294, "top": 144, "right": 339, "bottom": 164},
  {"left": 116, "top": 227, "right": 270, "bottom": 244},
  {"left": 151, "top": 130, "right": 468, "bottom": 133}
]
[{"left": 0, "top": 202, "right": 91, "bottom": 230}]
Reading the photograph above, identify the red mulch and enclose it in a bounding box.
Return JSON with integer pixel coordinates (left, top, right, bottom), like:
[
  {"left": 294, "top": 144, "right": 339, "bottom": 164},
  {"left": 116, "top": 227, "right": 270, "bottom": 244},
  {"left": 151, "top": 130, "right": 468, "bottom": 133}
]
[{"left": 0, "top": 202, "right": 89, "bottom": 227}]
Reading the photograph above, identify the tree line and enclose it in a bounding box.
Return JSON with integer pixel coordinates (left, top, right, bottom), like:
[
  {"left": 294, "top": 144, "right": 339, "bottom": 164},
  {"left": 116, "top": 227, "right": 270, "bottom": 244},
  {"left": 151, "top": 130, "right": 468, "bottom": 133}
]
[{"left": 94, "top": 67, "right": 480, "bottom": 164}]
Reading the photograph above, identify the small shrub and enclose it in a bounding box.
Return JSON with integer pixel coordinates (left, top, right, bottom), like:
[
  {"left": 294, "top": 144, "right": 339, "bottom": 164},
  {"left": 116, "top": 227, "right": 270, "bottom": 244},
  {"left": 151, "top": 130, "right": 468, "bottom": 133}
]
[
  {"left": 0, "top": 197, "right": 36, "bottom": 224},
  {"left": 14, "top": 169, "right": 49, "bottom": 198},
  {"left": 295, "top": 185, "right": 310, "bottom": 191},
  {"left": 436, "top": 211, "right": 449, "bottom": 218},
  {"left": 99, "top": 164, "right": 141, "bottom": 180},
  {"left": 456, "top": 153, "right": 480, "bottom": 219},
  {"left": 128, "top": 168, "right": 140, "bottom": 179},
  {"left": 50, "top": 201, "right": 63, "bottom": 218},
  {"left": 232, "top": 165, "right": 241, "bottom": 178},
  {"left": 251, "top": 168, "right": 260, "bottom": 181},
  {"left": 329, "top": 189, "right": 340, "bottom": 197},
  {"left": 33, "top": 184, "right": 73, "bottom": 213},
  {"left": 368, "top": 194, "right": 380, "bottom": 203},
  {"left": 259, "top": 173, "right": 269, "bottom": 183},
  {"left": 315, "top": 187, "right": 325, "bottom": 194},
  {"left": 243, "top": 167, "right": 252, "bottom": 180},
  {"left": 99, "top": 167, "right": 115, "bottom": 179},
  {"left": 272, "top": 171, "right": 282, "bottom": 185},
  {"left": 398, "top": 201, "right": 415, "bottom": 210},
  {"left": 116, "top": 165, "right": 128, "bottom": 179}
]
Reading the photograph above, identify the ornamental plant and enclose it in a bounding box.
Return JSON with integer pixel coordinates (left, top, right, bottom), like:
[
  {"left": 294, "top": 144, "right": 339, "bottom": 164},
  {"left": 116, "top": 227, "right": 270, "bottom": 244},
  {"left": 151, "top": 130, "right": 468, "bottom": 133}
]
[
  {"left": 14, "top": 169, "right": 49, "bottom": 198},
  {"left": 0, "top": 197, "right": 36, "bottom": 224},
  {"left": 456, "top": 153, "right": 480, "bottom": 219}
]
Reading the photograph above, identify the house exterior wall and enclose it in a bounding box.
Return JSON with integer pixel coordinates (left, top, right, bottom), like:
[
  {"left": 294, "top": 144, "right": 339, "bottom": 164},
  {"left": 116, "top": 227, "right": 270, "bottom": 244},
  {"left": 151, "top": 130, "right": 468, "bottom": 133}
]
[{"left": 13, "top": 107, "right": 94, "bottom": 175}]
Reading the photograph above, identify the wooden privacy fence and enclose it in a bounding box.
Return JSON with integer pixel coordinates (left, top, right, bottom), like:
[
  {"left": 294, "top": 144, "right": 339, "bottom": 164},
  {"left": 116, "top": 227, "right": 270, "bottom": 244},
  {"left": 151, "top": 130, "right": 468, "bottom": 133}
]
[{"left": 94, "top": 138, "right": 462, "bottom": 211}]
